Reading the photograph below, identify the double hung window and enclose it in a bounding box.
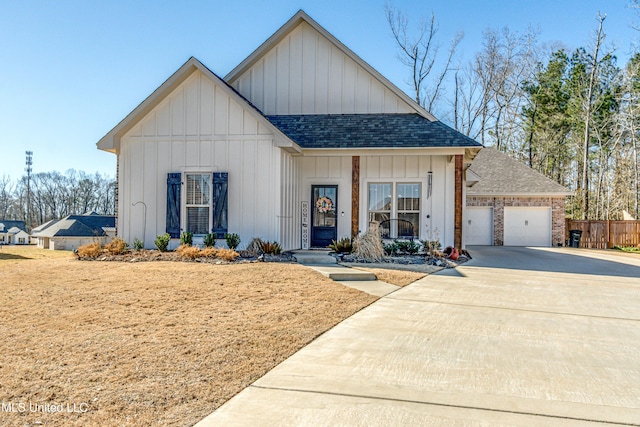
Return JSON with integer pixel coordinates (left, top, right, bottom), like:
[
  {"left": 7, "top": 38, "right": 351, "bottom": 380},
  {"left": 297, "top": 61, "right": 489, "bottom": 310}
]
[
  {"left": 368, "top": 182, "right": 421, "bottom": 238},
  {"left": 185, "top": 174, "right": 211, "bottom": 235}
]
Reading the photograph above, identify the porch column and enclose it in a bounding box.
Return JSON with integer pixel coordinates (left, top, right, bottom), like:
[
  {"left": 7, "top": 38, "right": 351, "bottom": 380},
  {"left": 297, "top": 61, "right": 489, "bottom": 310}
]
[
  {"left": 454, "top": 154, "right": 463, "bottom": 248},
  {"left": 351, "top": 156, "right": 360, "bottom": 239}
]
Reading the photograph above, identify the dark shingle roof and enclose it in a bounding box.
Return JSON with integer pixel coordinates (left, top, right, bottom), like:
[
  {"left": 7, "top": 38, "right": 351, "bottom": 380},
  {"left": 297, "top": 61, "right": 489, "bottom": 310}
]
[
  {"left": 266, "top": 114, "right": 482, "bottom": 149},
  {"left": 36, "top": 214, "right": 115, "bottom": 238},
  {"left": 0, "top": 220, "right": 26, "bottom": 232},
  {"left": 468, "top": 147, "right": 572, "bottom": 195}
]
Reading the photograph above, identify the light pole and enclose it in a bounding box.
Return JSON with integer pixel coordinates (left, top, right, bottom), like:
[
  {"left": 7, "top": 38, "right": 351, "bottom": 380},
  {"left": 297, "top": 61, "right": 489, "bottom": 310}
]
[{"left": 25, "top": 151, "right": 33, "bottom": 230}]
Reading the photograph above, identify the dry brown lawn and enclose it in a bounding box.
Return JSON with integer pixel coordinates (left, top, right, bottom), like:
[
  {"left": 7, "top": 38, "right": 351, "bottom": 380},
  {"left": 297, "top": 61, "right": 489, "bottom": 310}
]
[{"left": 0, "top": 246, "right": 376, "bottom": 426}]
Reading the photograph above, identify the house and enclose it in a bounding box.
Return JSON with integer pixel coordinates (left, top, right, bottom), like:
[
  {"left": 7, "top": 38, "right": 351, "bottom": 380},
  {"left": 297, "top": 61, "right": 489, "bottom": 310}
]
[
  {"left": 31, "top": 213, "right": 115, "bottom": 250},
  {"left": 465, "top": 147, "right": 572, "bottom": 247},
  {"left": 0, "top": 220, "right": 29, "bottom": 245},
  {"left": 97, "top": 10, "right": 482, "bottom": 250}
]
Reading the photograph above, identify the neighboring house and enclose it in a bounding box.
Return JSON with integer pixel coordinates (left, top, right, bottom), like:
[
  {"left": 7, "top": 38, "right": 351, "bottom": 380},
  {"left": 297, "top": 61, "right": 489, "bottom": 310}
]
[
  {"left": 97, "top": 10, "right": 482, "bottom": 250},
  {"left": 0, "top": 220, "right": 29, "bottom": 245},
  {"left": 465, "top": 147, "right": 572, "bottom": 247},
  {"left": 31, "top": 213, "right": 115, "bottom": 251}
]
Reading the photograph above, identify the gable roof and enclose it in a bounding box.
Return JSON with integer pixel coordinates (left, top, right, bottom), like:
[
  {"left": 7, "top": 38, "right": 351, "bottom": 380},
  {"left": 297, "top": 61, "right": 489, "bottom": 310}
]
[
  {"left": 7, "top": 226, "right": 28, "bottom": 235},
  {"left": 97, "top": 57, "right": 297, "bottom": 154},
  {"left": 468, "top": 147, "right": 572, "bottom": 196},
  {"left": 266, "top": 114, "right": 481, "bottom": 149},
  {"left": 35, "top": 214, "right": 115, "bottom": 238},
  {"left": 30, "top": 218, "right": 57, "bottom": 235},
  {"left": 225, "top": 10, "right": 436, "bottom": 121},
  {"left": 0, "top": 220, "right": 26, "bottom": 233}
]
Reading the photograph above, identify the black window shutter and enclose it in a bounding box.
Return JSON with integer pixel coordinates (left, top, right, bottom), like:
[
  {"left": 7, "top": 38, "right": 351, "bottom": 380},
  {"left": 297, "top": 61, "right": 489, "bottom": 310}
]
[
  {"left": 166, "top": 173, "right": 181, "bottom": 238},
  {"left": 212, "top": 172, "right": 228, "bottom": 238}
]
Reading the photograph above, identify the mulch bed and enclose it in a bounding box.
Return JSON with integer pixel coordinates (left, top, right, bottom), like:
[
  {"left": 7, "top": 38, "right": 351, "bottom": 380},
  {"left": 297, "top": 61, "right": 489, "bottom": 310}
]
[
  {"left": 77, "top": 249, "right": 296, "bottom": 264},
  {"left": 336, "top": 253, "right": 471, "bottom": 269}
]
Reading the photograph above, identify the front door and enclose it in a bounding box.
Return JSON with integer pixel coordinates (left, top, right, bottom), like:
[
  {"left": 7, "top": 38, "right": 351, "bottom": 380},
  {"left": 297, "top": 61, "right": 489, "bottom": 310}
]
[{"left": 311, "top": 185, "right": 337, "bottom": 247}]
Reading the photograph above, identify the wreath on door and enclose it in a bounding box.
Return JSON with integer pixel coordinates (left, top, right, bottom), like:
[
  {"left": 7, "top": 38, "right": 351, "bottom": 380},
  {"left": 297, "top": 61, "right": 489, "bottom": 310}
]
[{"left": 315, "top": 196, "right": 334, "bottom": 213}]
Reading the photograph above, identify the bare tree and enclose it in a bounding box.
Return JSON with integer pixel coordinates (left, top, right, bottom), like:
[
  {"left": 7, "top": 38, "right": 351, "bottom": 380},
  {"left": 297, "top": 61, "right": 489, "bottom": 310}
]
[
  {"left": 0, "top": 170, "right": 115, "bottom": 228},
  {"left": 451, "top": 63, "right": 484, "bottom": 139},
  {"left": 474, "top": 26, "right": 539, "bottom": 150},
  {"left": 580, "top": 13, "right": 607, "bottom": 219},
  {"left": 0, "top": 175, "right": 15, "bottom": 219},
  {"left": 385, "top": 3, "right": 462, "bottom": 112}
]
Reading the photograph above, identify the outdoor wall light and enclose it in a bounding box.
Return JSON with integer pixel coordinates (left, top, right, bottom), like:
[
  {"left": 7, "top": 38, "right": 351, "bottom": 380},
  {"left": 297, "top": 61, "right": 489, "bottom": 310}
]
[{"left": 427, "top": 171, "right": 433, "bottom": 199}]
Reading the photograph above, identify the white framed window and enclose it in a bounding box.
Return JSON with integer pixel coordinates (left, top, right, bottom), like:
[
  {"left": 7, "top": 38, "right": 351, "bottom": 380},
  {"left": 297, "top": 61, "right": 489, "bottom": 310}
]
[
  {"left": 185, "top": 173, "right": 211, "bottom": 235},
  {"left": 397, "top": 183, "right": 421, "bottom": 237},
  {"left": 368, "top": 183, "right": 392, "bottom": 224},
  {"left": 367, "top": 182, "right": 421, "bottom": 238}
]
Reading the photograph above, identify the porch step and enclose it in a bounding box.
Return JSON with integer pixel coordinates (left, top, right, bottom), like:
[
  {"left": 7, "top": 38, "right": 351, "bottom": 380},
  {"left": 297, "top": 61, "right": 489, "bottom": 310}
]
[
  {"left": 307, "top": 265, "right": 377, "bottom": 281},
  {"left": 293, "top": 250, "right": 377, "bottom": 282},
  {"left": 292, "top": 249, "right": 337, "bottom": 265}
]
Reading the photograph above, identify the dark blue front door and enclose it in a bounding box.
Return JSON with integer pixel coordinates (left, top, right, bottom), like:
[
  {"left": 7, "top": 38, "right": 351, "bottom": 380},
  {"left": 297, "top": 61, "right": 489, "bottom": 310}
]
[{"left": 311, "top": 185, "right": 337, "bottom": 247}]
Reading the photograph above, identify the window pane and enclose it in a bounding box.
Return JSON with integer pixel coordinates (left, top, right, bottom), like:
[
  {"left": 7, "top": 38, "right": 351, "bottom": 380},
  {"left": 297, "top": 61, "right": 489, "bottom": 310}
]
[
  {"left": 397, "top": 183, "right": 420, "bottom": 212},
  {"left": 398, "top": 213, "right": 419, "bottom": 238},
  {"left": 368, "top": 183, "right": 391, "bottom": 211},
  {"left": 186, "top": 174, "right": 210, "bottom": 205},
  {"left": 313, "top": 187, "right": 336, "bottom": 227},
  {"left": 187, "top": 207, "right": 209, "bottom": 234}
]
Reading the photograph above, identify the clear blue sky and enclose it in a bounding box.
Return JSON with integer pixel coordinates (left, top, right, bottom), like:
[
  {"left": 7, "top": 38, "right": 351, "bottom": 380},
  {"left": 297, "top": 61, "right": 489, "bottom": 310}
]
[{"left": 1, "top": 0, "right": 636, "bottom": 181}]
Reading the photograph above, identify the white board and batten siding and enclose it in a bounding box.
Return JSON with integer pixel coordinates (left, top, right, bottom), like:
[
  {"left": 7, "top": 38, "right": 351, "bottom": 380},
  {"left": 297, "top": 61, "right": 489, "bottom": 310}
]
[
  {"left": 279, "top": 151, "right": 301, "bottom": 251},
  {"left": 119, "top": 70, "right": 286, "bottom": 249},
  {"left": 359, "top": 155, "right": 455, "bottom": 247},
  {"left": 297, "top": 154, "right": 454, "bottom": 247},
  {"left": 299, "top": 156, "right": 353, "bottom": 240},
  {"left": 231, "top": 21, "right": 414, "bottom": 115},
  {"left": 503, "top": 207, "right": 552, "bottom": 247}
]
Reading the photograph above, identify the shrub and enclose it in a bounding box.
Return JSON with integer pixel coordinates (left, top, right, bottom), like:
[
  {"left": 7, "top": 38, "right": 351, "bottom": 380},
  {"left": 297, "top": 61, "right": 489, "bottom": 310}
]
[
  {"left": 328, "top": 237, "right": 353, "bottom": 253},
  {"left": 200, "top": 247, "right": 218, "bottom": 257},
  {"left": 246, "top": 237, "right": 264, "bottom": 255},
  {"left": 406, "top": 240, "right": 421, "bottom": 255},
  {"left": 259, "top": 240, "right": 282, "bottom": 255},
  {"left": 395, "top": 240, "right": 421, "bottom": 255},
  {"left": 176, "top": 244, "right": 201, "bottom": 259},
  {"left": 203, "top": 233, "right": 217, "bottom": 248},
  {"left": 383, "top": 242, "right": 399, "bottom": 256},
  {"left": 180, "top": 246, "right": 239, "bottom": 261},
  {"left": 133, "top": 238, "right": 144, "bottom": 251},
  {"left": 421, "top": 239, "right": 442, "bottom": 254},
  {"left": 180, "top": 231, "right": 193, "bottom": 246},
  {"left": 105, "top": 237, "right": 128, "bottom": 255},
  {"left": 77, "top": 242, "right": 103, "bottom": 258},
  {"left": 224, "top": 233, "right": 241, "bottom": 250},
  {"left": 215, "top": 248, "right": 240, "bottom": 261},
  {"left": 353, "top": 224, "right": 384, "bottom": 262},
  {"left": 154, "top": 233, "right": 171, "bottom": 252}
]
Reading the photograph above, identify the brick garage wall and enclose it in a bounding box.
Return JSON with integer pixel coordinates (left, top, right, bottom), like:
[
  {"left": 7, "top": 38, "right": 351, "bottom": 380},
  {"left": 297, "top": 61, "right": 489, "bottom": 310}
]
[{"left": 467, "top": 196, "right": 566, "bottom": 246}]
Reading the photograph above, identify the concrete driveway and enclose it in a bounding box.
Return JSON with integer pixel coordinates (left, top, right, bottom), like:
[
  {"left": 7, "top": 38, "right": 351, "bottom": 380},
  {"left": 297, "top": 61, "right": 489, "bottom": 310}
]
[{"left": 196, "top": 247, "right": 640, "bottom": 426}]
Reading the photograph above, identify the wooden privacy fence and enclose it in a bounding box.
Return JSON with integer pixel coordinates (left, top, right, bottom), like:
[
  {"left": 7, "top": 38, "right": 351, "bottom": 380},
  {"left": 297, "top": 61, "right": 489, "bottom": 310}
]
[{"left": 565, "top": 219, "right": 640, "bottom": 249}]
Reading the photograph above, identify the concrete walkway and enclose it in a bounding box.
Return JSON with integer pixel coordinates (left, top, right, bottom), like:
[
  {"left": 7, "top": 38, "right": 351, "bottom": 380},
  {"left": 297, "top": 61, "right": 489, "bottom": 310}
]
[
  {"left": 292, "top": 249, "right": 400, "bottom": 296},
  {"left": 196, "top": 247, "right": 640, "bottom": 426}
]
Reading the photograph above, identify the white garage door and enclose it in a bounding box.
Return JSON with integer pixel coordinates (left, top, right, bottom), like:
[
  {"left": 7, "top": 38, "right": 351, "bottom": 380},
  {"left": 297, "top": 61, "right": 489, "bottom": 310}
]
[
  {"left": 504, "top": 207, "right": 551, "bottom": 247},
  {"left": 464, "top": 207, "right": 493, "bottom": 245}
]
